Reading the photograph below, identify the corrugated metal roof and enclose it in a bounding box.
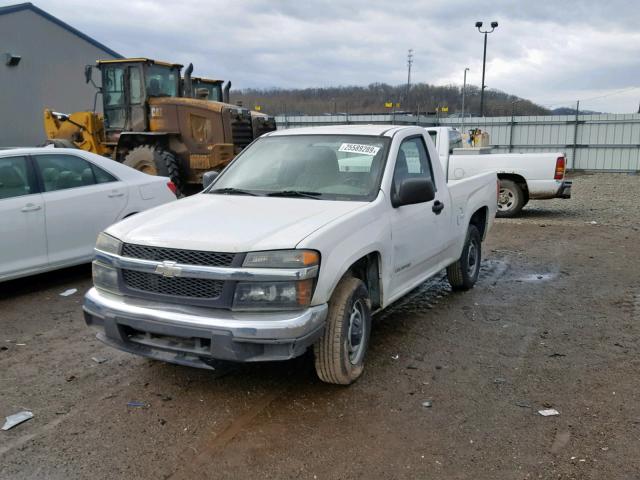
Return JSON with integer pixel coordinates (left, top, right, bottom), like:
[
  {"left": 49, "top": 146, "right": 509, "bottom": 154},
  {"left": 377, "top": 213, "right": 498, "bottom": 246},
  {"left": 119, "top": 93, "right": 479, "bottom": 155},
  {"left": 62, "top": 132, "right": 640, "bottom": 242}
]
[{"left": 0, "top": 2, "right": 122, "bottom": 58}]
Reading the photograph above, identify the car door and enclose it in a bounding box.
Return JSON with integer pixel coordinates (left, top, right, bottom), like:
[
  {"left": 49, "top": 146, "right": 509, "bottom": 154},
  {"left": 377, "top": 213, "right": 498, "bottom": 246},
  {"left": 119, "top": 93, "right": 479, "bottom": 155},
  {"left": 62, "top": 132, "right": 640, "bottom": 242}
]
[
  {"left": 32, "top": 153, "right": 128, "bottom": 265},
  {"left": 0, "top": 155, "right": 47, "bottom": 279},
  {"left": 388, "top": 135, "right": 451, "bottom": 295}
]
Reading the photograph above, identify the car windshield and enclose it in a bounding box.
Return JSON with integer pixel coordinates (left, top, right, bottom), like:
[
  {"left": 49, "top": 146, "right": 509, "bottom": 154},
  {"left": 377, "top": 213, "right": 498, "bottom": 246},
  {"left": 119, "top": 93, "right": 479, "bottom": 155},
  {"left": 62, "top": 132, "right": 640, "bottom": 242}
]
[{"left": 209, "top": 134, "right": 390, "bottom": 201}]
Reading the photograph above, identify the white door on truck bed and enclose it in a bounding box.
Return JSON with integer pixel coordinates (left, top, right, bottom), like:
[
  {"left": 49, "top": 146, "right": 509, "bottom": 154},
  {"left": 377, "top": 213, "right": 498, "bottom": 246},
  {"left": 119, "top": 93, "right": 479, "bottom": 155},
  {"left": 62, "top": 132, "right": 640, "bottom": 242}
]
[{"left": 389, "top": 136, "right": 451, "bottom": 296}]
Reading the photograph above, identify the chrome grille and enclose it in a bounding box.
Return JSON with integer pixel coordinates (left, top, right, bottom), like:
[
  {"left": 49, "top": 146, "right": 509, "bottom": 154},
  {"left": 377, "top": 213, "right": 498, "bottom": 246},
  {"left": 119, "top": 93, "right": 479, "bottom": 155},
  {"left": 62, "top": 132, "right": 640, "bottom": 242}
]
[
  {"left": 121, "top": 243, "right": 235, "bottom": 267},
  {"left": 122, "top": 270, "right": 224, "bottom": 299}
]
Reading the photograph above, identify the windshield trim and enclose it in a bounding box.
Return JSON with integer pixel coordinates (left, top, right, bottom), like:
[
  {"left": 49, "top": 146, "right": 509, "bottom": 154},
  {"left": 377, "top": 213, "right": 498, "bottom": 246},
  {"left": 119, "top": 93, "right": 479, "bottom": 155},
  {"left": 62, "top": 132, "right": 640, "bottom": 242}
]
[{"left": 204, "top": 134, "right": 392, "bottom": 202}]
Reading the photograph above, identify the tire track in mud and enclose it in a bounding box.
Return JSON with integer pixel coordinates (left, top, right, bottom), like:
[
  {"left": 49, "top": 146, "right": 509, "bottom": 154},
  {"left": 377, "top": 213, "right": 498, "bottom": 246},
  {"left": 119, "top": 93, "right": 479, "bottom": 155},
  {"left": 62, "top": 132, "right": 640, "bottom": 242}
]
[{"left": 166, "top": 385, "right": 290, "bottom": 480}]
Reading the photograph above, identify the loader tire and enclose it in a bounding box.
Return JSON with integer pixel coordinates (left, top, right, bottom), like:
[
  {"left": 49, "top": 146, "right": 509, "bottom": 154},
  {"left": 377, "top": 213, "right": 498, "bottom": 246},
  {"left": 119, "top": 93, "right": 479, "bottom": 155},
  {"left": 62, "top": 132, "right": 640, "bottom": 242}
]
[
  {"left": 314, "top": 276, "right": 371, "bottom": 385},
  {"left": 123, "top": 145, "right": 184, "bottom": 196},
  {"left": 447, "top": 224, "right": 481, "bottom": 291},
  {"left": 496, "top": 179, "right": 525, "bottom": 218}
]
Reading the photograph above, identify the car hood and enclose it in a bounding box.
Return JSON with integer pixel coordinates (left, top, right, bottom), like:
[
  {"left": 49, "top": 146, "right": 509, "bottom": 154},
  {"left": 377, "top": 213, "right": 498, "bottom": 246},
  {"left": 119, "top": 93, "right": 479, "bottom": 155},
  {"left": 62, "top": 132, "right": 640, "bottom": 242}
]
[{"left": 107, "top": 194, "right": 367, "bottom": 252}]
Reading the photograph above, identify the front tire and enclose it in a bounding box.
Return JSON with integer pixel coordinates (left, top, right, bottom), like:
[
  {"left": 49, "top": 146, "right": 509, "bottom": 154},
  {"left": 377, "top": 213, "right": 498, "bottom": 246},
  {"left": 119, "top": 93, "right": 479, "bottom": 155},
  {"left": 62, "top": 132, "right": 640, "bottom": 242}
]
[
  {"left": 447, "top": 225, "right": 482, "bottom": 291},
  {"left": 314, "top": 276, "right": 372, "bottom": 385},
  {"left": 123, "top": 145, "right": 184, "bottom": 196},
  {"left": 497, "top": 179, "right": 525, "bottom": 218}
]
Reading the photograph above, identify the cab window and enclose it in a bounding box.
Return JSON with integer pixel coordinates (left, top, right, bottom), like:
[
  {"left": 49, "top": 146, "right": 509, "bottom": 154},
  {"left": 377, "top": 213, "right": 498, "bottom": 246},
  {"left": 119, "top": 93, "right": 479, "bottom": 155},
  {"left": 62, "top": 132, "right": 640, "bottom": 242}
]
[{"left": 392, "top": 137, "right": 436, "bottom": 196}]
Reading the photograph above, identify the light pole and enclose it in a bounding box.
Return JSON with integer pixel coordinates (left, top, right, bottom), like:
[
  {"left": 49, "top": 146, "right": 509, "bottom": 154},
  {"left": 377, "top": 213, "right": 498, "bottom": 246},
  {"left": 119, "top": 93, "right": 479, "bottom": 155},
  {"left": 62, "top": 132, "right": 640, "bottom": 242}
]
[
  {"left": 461, "top": 67, "right": 469, "bottom": 135},
  {"left": 475, "top": 20, "right": 498, "bottom": 117}
]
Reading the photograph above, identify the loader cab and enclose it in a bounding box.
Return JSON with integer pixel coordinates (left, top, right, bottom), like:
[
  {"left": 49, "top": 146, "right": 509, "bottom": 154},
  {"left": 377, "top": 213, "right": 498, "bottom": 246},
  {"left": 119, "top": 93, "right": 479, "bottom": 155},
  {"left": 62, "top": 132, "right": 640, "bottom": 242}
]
[
  {"left": 93, "top": 58, "right": 182, "bottom": 142},
  {"left": 191, "top": 77, "right": 224, "bottom": 102}
]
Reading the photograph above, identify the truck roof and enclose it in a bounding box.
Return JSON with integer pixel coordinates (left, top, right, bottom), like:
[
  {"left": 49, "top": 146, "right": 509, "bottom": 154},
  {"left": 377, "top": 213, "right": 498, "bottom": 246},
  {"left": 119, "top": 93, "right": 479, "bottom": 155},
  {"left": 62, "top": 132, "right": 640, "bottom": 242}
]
[{"left": 267, "top": 125, "right": 423, "bottom": 138}]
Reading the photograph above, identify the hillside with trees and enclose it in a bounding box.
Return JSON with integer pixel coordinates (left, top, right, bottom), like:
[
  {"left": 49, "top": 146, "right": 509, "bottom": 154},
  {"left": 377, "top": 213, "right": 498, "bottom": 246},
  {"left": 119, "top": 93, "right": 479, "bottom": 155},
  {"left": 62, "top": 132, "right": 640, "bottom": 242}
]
[{"left": 230, "top": 83, "right": 551, "bottom": 116}]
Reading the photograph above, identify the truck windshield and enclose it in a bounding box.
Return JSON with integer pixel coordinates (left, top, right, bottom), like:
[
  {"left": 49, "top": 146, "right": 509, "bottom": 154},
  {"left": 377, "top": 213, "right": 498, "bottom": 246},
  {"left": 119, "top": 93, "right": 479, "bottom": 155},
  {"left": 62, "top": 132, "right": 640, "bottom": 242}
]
[{"left": 209, "top": 135, "right": 390, "bottom": 201}]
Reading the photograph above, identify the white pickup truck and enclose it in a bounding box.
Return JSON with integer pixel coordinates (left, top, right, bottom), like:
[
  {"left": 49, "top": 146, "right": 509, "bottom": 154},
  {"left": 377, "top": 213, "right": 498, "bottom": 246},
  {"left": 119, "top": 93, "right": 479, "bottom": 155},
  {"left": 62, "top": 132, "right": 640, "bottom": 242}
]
[
  {"left": 83, "top": 125, "right": 497, "bottom": 384},
  {"left": 426, "top": 127, "right": 572, "bottom": 217}
]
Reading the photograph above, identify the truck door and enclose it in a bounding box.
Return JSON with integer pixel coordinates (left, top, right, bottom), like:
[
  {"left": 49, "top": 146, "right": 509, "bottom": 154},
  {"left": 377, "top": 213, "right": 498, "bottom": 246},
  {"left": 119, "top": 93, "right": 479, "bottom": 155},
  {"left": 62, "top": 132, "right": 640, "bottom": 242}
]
[{"left": 389, "top": 135, "right": 451, "bottom": 295}]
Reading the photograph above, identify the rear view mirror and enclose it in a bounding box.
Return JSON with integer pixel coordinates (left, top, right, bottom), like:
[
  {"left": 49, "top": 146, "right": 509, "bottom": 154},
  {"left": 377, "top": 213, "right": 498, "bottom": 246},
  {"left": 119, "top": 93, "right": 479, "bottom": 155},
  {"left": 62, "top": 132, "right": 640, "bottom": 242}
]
[
  {"left": 202, "top": 170, "right": 219, "bottom": 189},
  {"left": 392, "top": 178, "right": 435, "bottom": 208}
]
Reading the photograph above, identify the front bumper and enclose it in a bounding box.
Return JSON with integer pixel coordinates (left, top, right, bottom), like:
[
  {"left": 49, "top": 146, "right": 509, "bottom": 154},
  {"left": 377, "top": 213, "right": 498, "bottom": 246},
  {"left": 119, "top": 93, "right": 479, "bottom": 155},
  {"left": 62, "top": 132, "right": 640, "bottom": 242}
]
[
  {"left": 555, "top": 180, "right": 572, "bottom": 199},
  {"left": 83, "top": 287, "right": 328, "bottom": 368}
]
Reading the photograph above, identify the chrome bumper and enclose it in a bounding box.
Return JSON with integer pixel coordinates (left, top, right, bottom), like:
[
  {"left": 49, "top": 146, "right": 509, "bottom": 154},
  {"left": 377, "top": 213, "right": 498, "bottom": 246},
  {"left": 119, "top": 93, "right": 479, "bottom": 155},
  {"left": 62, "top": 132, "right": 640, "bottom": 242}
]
[{"left": 83, "top": 287, "right": 328, "bottom": 366}]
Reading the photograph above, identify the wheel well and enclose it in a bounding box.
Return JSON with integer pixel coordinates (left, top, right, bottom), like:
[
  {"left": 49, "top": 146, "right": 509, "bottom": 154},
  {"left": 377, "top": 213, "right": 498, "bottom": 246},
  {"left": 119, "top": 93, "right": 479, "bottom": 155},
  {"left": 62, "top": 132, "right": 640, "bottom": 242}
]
[
  {"left": 470, "top": 207, "right": 488, "bottom": 239},
  {"left": 346, "top": 252, "right": 381, "bottom": 310},
  {"left": 498, "top": 173, "right": 528, "bottom": 192}
]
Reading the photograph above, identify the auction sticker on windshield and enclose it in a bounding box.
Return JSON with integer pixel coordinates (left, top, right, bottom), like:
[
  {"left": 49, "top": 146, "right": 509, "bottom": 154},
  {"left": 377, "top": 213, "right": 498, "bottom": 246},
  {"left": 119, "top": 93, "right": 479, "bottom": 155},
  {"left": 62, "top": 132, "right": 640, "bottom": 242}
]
[{"left": 338, "top": 143, "right": 381, "bottom": 156}]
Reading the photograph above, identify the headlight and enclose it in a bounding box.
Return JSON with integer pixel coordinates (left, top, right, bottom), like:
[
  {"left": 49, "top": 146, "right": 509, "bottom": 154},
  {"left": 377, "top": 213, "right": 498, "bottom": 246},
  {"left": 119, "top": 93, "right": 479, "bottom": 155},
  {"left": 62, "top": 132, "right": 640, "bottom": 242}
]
[
  {"left": 235, "top": 250, "right": 319, "bottom": 310},
  {"left": 243, "top": 250, "right": 319, "bottom": 268},
  {"left": 233, "top": 279, "right": 314, "bottom": 311},
  {"left": 92, "top": 261, "right": 119, "bottom": 294},
  {"left": 95, "top": 232, "right": 122, "bottom": 255}
]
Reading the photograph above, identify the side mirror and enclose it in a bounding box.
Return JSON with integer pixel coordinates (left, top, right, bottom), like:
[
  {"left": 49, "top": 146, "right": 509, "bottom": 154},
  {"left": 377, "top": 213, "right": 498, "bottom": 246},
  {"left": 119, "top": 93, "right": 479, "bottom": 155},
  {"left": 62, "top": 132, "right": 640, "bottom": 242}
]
[
  {"left": 392, "top": 177, "right": 435, "bottom": 208},
  {"left": 202, "top": 170, "right": 219, "bottom": 189}
]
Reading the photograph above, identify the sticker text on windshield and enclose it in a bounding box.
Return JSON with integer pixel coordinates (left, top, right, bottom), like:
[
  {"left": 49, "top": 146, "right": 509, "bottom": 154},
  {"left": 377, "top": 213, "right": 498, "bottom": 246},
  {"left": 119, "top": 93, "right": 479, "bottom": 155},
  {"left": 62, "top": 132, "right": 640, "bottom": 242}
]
[{"left": 338, "top": 143, "right": 381, "bottom": 156}]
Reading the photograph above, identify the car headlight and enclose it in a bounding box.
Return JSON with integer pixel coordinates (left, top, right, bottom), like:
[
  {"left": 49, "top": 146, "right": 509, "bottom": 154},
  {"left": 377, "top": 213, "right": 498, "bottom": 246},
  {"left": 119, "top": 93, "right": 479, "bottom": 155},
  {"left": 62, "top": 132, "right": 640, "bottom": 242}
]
[
  {"left": 95, "top": 232, "right": 122, "bottom": 255},
  {"left": 243, "top": 249, "right": 319, "bottom": 268},
  {"left": 234, "top": 250, "right": 320, "bottom": 310},
  {"left": 92, "top": 261, "right": 119, "bottom": 294}
]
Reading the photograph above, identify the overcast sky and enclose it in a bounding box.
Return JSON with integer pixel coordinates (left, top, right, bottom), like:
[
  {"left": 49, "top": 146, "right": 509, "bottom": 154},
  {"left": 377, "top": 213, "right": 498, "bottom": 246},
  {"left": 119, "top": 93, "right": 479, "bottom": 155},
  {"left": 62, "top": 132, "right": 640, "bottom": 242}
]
[{"left": 20, "top": 0, "right": 640, "bottom": 112}]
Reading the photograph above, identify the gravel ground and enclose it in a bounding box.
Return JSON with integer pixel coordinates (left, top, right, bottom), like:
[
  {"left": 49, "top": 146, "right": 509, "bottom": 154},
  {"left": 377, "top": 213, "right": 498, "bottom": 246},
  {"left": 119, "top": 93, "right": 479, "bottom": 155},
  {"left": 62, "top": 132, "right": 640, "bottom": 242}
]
[{"left": 1, "top": 172, "right": 639, "bottom": 479}]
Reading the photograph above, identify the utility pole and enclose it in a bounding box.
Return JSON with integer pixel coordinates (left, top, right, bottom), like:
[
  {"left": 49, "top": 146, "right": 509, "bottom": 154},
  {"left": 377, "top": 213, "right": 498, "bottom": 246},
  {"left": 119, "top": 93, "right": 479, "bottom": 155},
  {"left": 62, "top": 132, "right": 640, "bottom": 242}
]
[
  {"left": 461, "top": 67, "right": 469, "bottom": 135},
  {"left": 475, "top": 21, "right": 498, "bottom": 117},
  {"left": 406, "top": 49, "right": 413, "bottom": 109}
]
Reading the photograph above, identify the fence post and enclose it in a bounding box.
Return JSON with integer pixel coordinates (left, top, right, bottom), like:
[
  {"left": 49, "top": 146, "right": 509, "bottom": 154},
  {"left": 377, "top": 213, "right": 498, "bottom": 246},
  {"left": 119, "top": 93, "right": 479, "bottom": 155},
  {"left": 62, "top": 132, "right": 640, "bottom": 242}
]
[
  {"left": 509, "top": 113, "right": 515, "bottom": 152},
  {"left": 572, "top": 100, "right": 580, "bottom": 169}
]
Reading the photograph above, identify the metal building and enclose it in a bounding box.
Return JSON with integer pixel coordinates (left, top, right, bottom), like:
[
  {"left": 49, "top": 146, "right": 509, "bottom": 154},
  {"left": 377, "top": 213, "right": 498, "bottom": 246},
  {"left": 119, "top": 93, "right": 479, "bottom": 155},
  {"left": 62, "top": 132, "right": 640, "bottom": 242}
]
[{"left": 0, "top": 2, "right": 121, "bottom": 147}]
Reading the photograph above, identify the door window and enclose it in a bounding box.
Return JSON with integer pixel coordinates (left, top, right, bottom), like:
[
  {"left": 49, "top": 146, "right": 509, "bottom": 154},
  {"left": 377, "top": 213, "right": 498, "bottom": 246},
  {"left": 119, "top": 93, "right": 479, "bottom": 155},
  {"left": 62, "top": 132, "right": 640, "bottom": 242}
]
[
  {"left": 0, "top": 156, "right": 32, "bottom": 199},
  {"left": 34, "top": 154, "right": 115, "bottom": 192},
  {"left": 392, "top": 137, "right": 435, "bottom": 196},
  {"left": 129, "top": 67, "right": 143, "bottom": 104}
]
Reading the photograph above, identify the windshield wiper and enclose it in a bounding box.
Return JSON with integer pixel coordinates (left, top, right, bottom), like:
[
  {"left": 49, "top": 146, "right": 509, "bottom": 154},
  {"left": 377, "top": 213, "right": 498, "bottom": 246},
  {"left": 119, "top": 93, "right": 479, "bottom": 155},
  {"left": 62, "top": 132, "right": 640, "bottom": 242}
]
[
  {"left": 266, "top": 190, "right": 323, "bottom": 199},
  {"left": 209, "top": 187, "right": 259, "bottom": 196}
]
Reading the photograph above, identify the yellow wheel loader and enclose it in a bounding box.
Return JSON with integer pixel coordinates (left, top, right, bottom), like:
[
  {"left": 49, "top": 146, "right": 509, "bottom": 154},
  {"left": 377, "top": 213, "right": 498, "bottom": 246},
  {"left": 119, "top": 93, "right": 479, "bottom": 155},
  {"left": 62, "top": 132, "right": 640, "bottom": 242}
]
[{"left": 43, "top": 58, "right": 273, "bottom": 195}]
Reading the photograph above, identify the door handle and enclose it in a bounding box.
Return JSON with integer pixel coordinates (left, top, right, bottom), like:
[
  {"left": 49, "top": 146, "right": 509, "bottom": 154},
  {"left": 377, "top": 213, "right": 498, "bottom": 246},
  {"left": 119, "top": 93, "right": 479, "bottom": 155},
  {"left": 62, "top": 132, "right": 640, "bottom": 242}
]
[
  {"left": 21, "top": 203, "right": 42, "bottom": 212},
  {"left": 108, "top": 192, "right": 124, "bottom": 198},
  {"left": 432, "top": 200, "right": 444, "bottom": 214}
]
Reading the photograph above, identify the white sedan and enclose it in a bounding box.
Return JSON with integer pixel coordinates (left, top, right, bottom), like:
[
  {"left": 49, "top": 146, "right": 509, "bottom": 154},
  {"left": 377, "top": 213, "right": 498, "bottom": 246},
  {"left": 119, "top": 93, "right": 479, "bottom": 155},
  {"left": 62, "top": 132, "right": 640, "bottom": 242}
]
[{"left": 0, "top": 147, "right": 177, "bottom": 282}]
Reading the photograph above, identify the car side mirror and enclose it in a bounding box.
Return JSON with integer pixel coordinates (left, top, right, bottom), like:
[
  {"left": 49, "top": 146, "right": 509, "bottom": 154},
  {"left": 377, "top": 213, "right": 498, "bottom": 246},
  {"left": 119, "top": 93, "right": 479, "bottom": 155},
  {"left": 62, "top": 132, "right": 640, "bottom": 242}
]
[
  {"left": 393, "top": 177, "right": 435, "bottom": 208},
  {"left": 202, "top": 170, "right": 219, "bottom": 189}
]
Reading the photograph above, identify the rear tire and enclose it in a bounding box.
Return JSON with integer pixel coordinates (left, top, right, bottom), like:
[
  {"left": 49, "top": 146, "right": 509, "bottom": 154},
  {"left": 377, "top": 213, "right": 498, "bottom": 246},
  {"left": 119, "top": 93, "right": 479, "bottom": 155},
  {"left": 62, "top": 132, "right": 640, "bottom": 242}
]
[
  {"left": 123, "top": 145, "right": 184, "bottom": 196},
  {"left": 496, "top": 179, "right": 525, "bottom": 218},
  {"left": 314, "top": 276, "right": 372, "bottom": 385},
  {"left": 447, "top": 225, "right": 481, "bottom": 291}
]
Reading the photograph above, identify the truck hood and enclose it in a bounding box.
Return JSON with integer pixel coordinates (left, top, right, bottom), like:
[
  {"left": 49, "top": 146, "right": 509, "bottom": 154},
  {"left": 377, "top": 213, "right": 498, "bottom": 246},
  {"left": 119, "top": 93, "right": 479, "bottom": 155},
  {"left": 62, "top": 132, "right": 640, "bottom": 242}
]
[{"left": 107, "top": 194, "right": 367, "bottom": 253}]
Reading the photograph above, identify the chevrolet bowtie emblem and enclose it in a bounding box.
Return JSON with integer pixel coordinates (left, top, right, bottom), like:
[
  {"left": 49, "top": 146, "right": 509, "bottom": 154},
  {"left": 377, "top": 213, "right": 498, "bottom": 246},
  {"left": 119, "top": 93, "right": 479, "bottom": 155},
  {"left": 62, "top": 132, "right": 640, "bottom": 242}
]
[{"left": 155, "top": 260, "right": 182, "bottom": 278}]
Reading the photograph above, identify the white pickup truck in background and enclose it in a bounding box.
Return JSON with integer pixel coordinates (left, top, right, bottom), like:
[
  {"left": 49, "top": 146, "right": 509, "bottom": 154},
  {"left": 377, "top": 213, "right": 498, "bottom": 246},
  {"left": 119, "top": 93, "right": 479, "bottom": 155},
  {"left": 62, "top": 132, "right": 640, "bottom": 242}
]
[
  {"left": 426, "top": 127, "right": 572, "bottom": 217},
  {"left": 84, "top": 125, "right": 497, "bottom": 385}
]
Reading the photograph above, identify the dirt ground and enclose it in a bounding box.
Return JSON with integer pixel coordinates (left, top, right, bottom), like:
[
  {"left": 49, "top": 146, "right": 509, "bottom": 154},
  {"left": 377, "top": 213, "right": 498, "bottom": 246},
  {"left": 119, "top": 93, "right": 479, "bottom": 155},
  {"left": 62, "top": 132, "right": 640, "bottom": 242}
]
[{"left": 1, "top": 172, "right": 639, "bottom": 480}]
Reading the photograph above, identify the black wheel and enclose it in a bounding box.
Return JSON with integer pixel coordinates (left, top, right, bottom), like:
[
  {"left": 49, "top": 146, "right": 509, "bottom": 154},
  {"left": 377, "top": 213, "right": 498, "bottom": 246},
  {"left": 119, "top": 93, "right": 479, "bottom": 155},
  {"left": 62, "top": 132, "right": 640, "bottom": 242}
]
[
  {"left": 496, "top": 179, "right": 525, "bottom": 218},
  {"left": 314, "top": 276, "right": 372, "bottom": 385},
  {"left": 447, "top": 225, "right": 481, "bottom": 291},
  {"left": 123, "top": 145, "right": 184, "bottom": 196}
]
